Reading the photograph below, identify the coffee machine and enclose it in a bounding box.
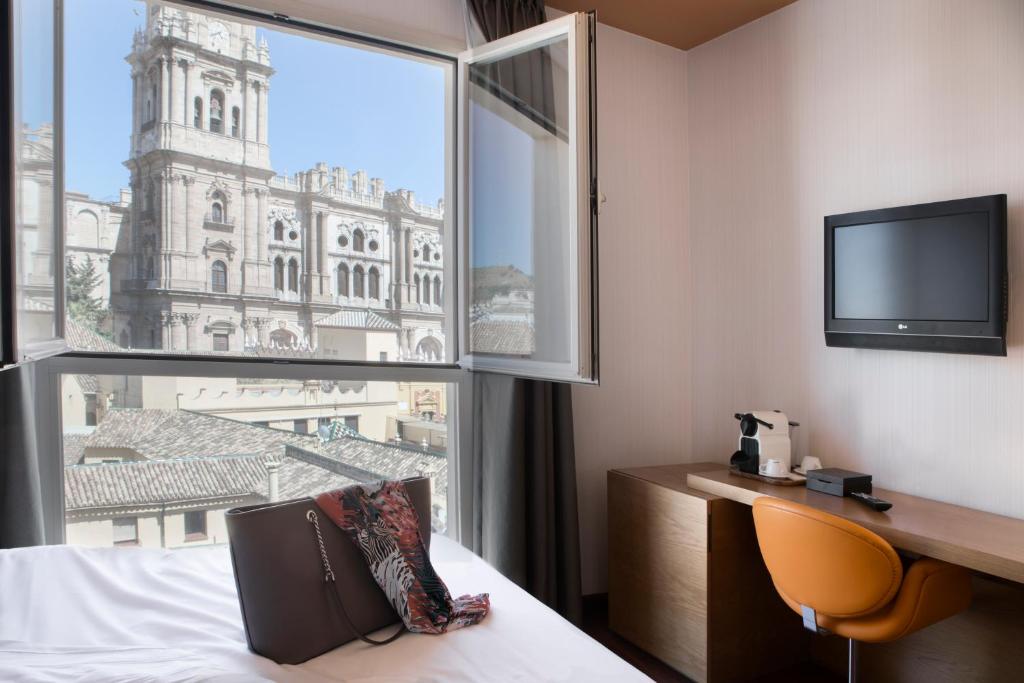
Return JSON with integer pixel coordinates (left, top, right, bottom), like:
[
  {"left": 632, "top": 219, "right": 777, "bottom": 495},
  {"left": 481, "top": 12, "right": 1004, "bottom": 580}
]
[{"left": 730, "top": 411, "right": 799, "bottom": 475}]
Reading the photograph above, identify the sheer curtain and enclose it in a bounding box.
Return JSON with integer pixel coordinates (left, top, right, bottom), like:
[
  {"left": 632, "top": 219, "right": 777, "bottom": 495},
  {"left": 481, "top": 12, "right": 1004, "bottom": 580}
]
[{"left": 465, "top": 0, "right": 583, "bottom": 625}]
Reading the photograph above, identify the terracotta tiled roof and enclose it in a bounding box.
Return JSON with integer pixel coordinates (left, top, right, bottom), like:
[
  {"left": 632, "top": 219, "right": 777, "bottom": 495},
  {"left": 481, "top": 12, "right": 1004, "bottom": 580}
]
[
  {"left": 315, "top": 308, "right": 399, "bottom": 330},
  {"left": 470, "top": 320, "right": 535, "bottom": 356},
  {"left": 62, "top": 433, "right": 89, "bottom": 467},
  {"left": 64, "top": 409, "right": 447, "bottom": 511},
  {"left": 63, "top": 453, "right": 359, "bottom": 510},
  {"left": 65, "top": 317, "right": 122, "bottom": 353}
]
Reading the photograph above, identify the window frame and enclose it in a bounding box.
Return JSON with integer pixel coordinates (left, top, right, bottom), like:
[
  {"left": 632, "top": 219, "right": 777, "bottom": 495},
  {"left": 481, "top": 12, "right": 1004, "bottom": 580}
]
[
  {"left": 456, "top": 11, "right": 599, "bottom": 384},
  {"left": 9, "top": 0, "right": 597, "bottom": 548}
]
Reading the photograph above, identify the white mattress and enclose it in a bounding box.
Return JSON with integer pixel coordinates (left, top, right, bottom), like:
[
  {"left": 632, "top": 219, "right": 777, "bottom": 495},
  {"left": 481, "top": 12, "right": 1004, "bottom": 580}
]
[{"left": 0, "top": 536, "right": 648, "bottom": 683}]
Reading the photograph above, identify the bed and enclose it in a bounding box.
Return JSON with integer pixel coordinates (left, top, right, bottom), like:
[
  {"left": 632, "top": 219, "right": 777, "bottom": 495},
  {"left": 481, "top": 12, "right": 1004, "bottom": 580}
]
[{"left": 0, "top": 535, "right": 649, "bottom": 682}]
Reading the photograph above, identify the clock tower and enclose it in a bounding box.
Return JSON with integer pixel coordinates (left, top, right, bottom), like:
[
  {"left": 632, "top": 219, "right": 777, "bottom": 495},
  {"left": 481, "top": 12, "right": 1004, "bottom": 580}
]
[{"left": 113, "top": 3, "right": 276, "bottom": 350}]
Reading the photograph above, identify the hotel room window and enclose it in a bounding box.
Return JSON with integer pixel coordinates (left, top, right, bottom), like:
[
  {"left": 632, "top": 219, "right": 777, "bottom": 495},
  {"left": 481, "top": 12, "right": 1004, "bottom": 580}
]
[
  {"left": 460, "top": 12, "right": 598, "bottom": 382},
  {"left": 6, "top": 0, "right": 596, "bottom": 376}
]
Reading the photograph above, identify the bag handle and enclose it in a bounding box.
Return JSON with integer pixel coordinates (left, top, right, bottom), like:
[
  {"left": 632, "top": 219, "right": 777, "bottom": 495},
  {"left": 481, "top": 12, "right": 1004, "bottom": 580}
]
[{"left": 306, "top": 509, "right": 404, "bottom": 646}]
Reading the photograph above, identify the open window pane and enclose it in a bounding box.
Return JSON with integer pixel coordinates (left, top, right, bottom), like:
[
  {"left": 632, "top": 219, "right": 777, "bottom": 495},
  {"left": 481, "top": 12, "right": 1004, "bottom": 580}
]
[
  {"left": 460, "top": 13, "right": 597, "bottom": 383},
  {"left": 62, "top": 373, "right": 451, "bottom": 547},
  {"left": 60, "top": 1, "right": 451, "bottom": 363},
  {"left": 9, "top": 0, "right": 65, "bottom": 362}
]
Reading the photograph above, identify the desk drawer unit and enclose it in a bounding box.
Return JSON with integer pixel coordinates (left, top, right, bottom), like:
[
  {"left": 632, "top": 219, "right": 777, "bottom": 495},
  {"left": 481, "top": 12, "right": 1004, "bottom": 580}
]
[{"left": 608, "top": 465, "right": 805, "bottom": 683}]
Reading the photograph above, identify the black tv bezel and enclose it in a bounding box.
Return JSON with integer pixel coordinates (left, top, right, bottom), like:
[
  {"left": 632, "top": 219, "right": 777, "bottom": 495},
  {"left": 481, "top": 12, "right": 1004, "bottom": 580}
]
[{"left": 824, "top": 194, "right": 1008, "bottom": 357}]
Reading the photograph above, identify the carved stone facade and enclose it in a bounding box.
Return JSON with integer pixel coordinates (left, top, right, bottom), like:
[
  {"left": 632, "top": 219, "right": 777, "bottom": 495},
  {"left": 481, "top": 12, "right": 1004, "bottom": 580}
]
[{"left": 108, "top": 4, "right": 446, "bottom": 361}]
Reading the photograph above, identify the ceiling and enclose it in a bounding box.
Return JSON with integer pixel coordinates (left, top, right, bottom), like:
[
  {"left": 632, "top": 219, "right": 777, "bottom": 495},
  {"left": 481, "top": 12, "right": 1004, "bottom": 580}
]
[{"left": 546, "top": 0, "right": 797, "bottom": 51}]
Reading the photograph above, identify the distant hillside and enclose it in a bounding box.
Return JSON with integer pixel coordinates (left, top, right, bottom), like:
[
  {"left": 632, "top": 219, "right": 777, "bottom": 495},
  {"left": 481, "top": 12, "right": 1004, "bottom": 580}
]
[{"left": 472, "top": 265, "right": 533, "bottom": 302}]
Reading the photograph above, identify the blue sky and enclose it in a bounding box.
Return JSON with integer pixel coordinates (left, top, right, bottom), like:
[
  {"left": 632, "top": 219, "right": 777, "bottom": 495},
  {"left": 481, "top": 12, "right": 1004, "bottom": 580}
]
[
  {"left": 17, "top": 0, "right": 532, "bottom": 273},
  {"left": 61, "top": 0, "right": 446, "bottom": 203}
]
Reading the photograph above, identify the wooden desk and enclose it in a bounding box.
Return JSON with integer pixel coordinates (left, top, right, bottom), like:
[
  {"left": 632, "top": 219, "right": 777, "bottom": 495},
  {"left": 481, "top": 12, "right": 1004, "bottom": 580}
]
[
  {"left": 687, "top": 469, "right": 1024, "bottom": 583},
  {"left": 608, "top": 464, "right": 807, "bottom": 682}
]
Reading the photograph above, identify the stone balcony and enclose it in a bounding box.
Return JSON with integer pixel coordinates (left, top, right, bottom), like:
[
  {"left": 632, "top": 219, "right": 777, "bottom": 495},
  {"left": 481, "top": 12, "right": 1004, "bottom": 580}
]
[{"left": 203, "top": 215, "right": 235, "bottom": 232}]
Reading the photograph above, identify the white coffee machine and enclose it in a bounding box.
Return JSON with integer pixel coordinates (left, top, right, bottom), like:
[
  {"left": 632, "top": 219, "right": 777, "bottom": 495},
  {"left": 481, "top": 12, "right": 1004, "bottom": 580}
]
[{"left": 730, "top": 411, "right": 799, "bottom": 476}]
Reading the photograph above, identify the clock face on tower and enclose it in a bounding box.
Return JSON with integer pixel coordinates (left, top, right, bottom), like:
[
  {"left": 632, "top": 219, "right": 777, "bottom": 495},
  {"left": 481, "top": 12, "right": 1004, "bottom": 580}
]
[{"left": 208, "top": 22, "right": 229, "bottom": 52}]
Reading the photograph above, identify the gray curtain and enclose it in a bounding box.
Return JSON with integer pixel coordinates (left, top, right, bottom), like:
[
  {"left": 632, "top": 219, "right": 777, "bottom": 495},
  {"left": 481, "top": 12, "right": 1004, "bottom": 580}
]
[
  {"left": 471, "top": 373, "right": 582, "bottom": 624},
  {"left": 0, "top": 363, "right": 46, "bottom": 548}
]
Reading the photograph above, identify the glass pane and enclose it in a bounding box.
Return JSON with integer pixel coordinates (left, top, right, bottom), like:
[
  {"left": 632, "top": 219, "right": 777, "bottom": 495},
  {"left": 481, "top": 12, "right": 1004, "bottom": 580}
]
[
  {"left": 62, "top": 1, "right": 450, "bottom": 363},
  {"left": 468, "top": 35, "right": 572, "bottom": 363},
  {"left": 12, "top": 0, "right": 60, "bottom": 358},
  {"left": 62, "top": 374, "right": 451, "bottom": 548}
]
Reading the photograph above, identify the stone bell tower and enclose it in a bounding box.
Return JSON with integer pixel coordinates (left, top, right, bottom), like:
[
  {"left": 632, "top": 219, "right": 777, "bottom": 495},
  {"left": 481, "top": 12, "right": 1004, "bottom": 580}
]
[{"left": 113, "top": 3, "right": 275, "bottom": 349}]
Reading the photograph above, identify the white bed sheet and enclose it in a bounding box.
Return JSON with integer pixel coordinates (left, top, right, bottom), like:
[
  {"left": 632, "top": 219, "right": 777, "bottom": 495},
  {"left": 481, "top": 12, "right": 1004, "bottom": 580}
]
[{"left": 0, "top": 536, "right": 649, "bottom": 683}]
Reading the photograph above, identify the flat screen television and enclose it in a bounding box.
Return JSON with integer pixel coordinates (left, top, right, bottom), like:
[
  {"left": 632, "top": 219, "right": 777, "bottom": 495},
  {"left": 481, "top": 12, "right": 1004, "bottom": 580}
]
[{"left": 825, "top": 194, "right": 1007, "bottom": 356}]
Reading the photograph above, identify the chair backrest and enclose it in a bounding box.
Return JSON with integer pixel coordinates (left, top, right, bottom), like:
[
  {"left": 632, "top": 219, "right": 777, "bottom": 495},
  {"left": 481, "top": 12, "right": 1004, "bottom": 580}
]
[{"left": 752, "top": 497, "right": 903, "bottom": 619}]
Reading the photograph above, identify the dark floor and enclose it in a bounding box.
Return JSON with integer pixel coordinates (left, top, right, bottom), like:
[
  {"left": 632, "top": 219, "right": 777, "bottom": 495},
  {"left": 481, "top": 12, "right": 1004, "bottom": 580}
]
[{"left": 580, "top": 595, "right": 842, "bottom": 683}]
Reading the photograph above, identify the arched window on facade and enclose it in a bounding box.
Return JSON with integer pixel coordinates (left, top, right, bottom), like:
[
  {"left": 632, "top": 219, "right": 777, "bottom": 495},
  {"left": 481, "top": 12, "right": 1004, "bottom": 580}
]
[
  {"left": 193, "top": 97, "right": 203, "bottom": 128},
  {"left": 210, "top": 89, "right": 225, "bottom": 133},
  {"left": 414, "top": 274, "right": 421, "bottom": 303},
  {"left": 433, "top": 276, "right": 442, "bottom": 305},
  {"left": 337, "top": 263, "right": 349, "bottom": 296},
  {"left": 352, "top": 228, "right": 365, "bottom": 252},
  {"left": 211, "top": 260, "right": 227, "bottom": 293},
  {"left": 210, "top": 191, "right": 225, "bottom": 223},
  {"left": 368, "top": 267, "right": 380, "bottom": 300},
  {"left": 423, "top": 245, "right": 431, "bottom": 262},
  {"left": 273, "top": 220, "right": 284, "bottom": 241},
  {"left": 288, "top": 258, "right": 299, "bottom": 292},
  {"left": 273, "top": 257, "right": 284, "bottom": 290},
  {"left": 353, "top": 265, "right": 365, "bottom": 298},
  {"left": 231, "top": 106, "right": 240, "bottom": 137}
]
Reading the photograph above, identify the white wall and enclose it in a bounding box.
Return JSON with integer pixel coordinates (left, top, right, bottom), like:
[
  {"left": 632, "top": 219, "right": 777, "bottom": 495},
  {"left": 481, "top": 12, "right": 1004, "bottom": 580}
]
[
  {"left": 687, "top": 0, "right": 1024, "bottom": 523},
  {"left": 571, "top": 23, "right": 690, "bottom": 596}
]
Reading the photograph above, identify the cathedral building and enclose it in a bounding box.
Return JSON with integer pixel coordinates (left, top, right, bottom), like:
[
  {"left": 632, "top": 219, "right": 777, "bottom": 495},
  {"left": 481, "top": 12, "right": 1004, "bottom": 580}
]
[{"left": 109, "top": 4, "right": 446, "bottom": 361}]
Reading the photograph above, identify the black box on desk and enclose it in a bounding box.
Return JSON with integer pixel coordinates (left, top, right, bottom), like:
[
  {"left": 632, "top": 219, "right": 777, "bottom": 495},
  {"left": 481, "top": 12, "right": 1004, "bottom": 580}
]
[{"left": 805, "top": 468, "right": 872, "bottom": 497}]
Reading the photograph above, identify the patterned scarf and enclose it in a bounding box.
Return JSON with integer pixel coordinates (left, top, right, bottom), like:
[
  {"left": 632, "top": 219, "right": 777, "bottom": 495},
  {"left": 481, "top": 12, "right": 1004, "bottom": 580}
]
[{"left": 315, "top": 481, "right": 490, "bottom": 634}]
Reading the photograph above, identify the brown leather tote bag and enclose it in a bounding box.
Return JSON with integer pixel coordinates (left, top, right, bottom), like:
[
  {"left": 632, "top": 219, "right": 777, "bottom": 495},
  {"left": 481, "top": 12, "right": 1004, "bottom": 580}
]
[{"left": 225, "top": 476, "right": 432, "bottom": 664}]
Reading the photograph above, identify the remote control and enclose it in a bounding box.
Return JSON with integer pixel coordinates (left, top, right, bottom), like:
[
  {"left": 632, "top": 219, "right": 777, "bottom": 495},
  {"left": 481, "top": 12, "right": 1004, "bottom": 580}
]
[{"left": 850, "top": 491, "right": 892, "bottom": 512}]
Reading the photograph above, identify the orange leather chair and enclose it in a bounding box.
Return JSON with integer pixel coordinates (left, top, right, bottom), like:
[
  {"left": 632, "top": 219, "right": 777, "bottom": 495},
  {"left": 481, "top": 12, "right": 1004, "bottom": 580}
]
[{"left": 751, "top": 496, "right": 972, "bottom": 682}]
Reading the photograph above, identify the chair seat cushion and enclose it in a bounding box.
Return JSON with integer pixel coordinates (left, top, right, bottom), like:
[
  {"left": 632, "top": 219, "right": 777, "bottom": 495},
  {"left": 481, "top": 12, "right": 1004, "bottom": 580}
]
[{"left": 778, "top": 558, "right": 973, "bottom": 643}]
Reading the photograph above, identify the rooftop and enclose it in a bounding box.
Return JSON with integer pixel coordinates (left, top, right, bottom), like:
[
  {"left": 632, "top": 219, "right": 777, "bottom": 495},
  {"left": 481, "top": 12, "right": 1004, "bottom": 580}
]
[{"left": 64, "top": 408, "right": 446, "bottom": 511}]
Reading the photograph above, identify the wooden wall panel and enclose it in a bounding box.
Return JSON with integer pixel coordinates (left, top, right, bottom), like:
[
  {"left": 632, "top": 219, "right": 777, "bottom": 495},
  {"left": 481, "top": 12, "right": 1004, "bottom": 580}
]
[{"left": 686, "top": 0, "right": 1024, "bottom": 521}]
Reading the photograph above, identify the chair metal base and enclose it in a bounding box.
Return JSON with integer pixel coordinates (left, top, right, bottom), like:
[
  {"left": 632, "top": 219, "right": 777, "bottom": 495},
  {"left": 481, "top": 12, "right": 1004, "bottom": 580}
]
[{"left": 847, "top": 638, "right": 858, "bottom": 683}]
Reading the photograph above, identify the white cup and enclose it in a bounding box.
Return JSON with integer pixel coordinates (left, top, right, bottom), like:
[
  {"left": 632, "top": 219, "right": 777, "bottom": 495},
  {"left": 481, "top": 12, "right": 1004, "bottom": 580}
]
[
  {"left": 759, "top": 459, "right": 787, "bottom": 478},
  {"left": 800, "top": 456, "right": 822, "bottom": 473}
]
